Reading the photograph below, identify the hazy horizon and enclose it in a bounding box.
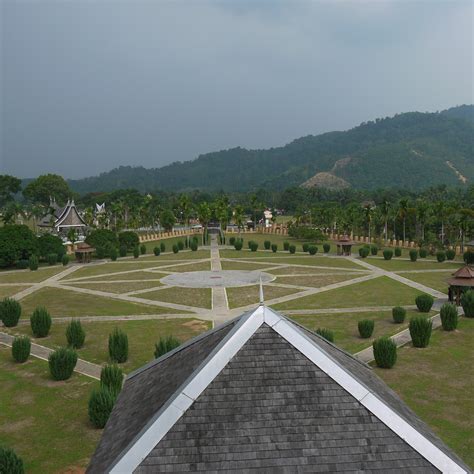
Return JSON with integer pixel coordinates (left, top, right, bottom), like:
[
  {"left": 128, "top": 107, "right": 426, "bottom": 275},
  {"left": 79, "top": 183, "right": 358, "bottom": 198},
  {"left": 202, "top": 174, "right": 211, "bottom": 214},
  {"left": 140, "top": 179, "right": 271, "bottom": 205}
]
[{"left": 1, "top": 0, "right": 473, "bottom": 180}]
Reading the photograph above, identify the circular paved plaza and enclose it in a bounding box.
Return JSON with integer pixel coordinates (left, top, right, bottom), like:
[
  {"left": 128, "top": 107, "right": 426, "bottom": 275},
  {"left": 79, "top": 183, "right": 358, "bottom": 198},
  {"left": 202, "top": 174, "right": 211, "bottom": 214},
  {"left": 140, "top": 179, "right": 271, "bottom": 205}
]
[{"left": 161, "top": 270, "right": 275, "bottom": 288}]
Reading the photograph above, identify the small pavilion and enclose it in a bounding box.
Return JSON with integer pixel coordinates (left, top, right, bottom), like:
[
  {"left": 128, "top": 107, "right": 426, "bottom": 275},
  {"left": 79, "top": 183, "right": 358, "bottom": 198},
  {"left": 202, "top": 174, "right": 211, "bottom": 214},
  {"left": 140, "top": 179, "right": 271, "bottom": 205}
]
[
  {"left": 335, "top": 235, "right": 355, "bottom": 256},
  {"left": 74, "top": 242, "right": 95, "bottom": 263},
  {"left": 448, "top": 265, "right": 474, "bottom": 305}
]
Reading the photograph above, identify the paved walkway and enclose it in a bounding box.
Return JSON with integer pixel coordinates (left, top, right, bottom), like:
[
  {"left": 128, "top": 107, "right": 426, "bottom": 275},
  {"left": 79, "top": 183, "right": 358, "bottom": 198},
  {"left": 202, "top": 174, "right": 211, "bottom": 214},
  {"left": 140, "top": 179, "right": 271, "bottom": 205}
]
[
  {"left": 210, "top": 236, "right": 229, "bottom": 315},
  {"left": 0, "top": 331, "right": 101, "bottom": 379}
]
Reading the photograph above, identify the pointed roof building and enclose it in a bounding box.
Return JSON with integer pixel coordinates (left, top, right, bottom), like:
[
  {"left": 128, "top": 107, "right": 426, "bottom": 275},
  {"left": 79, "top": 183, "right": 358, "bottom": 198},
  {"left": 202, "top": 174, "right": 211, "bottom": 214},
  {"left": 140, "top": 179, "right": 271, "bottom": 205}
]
[
  {"left": 38, "top": 199, "right": 87, "bottom": 232},
  {"left": 87, "top": 306, "right": 469, "bottom": 473}
]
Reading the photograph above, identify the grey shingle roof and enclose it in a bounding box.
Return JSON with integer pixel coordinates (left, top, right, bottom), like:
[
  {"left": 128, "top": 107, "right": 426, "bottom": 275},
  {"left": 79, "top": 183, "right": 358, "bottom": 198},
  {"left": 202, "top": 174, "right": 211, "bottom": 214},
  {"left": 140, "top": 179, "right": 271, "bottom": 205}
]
[{"left": 87, "top": 308, "right": 471, "bottom": 473}]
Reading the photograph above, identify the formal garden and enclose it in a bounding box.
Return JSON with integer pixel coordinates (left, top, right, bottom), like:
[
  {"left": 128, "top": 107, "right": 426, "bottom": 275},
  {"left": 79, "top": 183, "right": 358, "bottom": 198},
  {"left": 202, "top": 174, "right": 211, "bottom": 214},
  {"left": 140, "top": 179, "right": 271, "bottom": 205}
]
[{"left": 0, "top": 227, "right": 473, "bottom": 472}]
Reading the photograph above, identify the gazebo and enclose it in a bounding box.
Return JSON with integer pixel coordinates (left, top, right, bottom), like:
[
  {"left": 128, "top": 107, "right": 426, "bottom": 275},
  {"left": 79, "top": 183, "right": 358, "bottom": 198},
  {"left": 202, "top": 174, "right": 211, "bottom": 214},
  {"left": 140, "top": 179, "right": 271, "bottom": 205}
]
[
  {"left": 335, "top": 235, "right": 356, "bottom": 256},
  {"left": 74, "top": 242, "right": 95, "bottom": 263},
  {"left": 448, "top": 265, "right": 474, "bottom": 305}
]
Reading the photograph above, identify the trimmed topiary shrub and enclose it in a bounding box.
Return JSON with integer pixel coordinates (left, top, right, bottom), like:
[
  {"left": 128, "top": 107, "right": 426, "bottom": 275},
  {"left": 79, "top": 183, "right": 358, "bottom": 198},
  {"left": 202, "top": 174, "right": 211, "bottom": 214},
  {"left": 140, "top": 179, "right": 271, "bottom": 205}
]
[
  {"left": 66, "top": 319, "right": 86, "bottom": 349},
  {"left": 264, "top": 240, "right": 271, "bottom": 250},
  {"left": 409, "top": 249, "right": 418, "bottom": 262},
  {"left": 0, "top": 446, "right": 24, "bottom": 474},
  {"left": 302, "top": 243, "right": 309, "bottom": 253},
  {"left": 190, "top": 240, "right": 198, "bottom": 251},
  {"left": 119, "top": 245, "right": 127, "bottom": 257},
  {"left": 234, "top": 240, "right": 243, "bottom": 251},
  {"left": 160, "top": 242, "right": 166, "bottom": 252},
  {"left": 370, "top": 245, "right": 378, "bottom": 256},
  {"left": 283, "top": 241, "right": 290, "bottom": 251},
  {"left": 12, "top": 336, "right": 31, "bottom": 363},
  {"left": 308, "top": 245, "right": 318, "bottom": 255},
  {"left": 140, "top": 244, "right": 146, "bottom": 255},
  {"left": 109, "top": 247, "right": 117, "bottom": 261},
  {"left": 247, "top": 240, "right": 253, "bottom": 249},
  {"left": 109, "top": 328, "right": 128, "bottom": 363},
  {"left": 289, "top": 244, "right": 296, "bottom": 254},
  {"left": 373, "top": 337, "right": 397, "bottom": 368},
  {"left": 100, "top": 364, "right": 123, "bottom": 395},
  {"left": 47, "top": 253, "right": 57, "bottom": 265},
  {"left": 436, "top": 251, "right": 446, "bottom": 263},
  {"left": 419, "top": 248, "right": 428, "bottom": 258},
  {"left": 461, "top": 289, "right": 474, "bottom": 318},
  {"left": 229, "top": 237, "right": 236, "bottom": 246},
  {"left": 29, "top": 255, "right": 39, "bottom": 271},
  {"left": 316, "top": 328, "right": 334, "bottom": 343},
  {"left": 16, "top": 259, "right": 29, "bottom": 269},
  {"left": 153, "top": 246, "right": 161, "bottom": 256},
  {"left": 0, "top": 298, "right": 22, "bottom": 327},
  {"left": 440, "top": 303, "right": 458, "bottom": 331},
  {"left": 133, "top": 246, "right": 139, "bottom": 258},
  {"left": 62, "top": 254, "right": 70, "bottom": 266},
  {"left": 409, "top": 316, "right": 432, "bottom": 348},
  {"left": 446, "top": 249, "right": 456, "bottom": 260},
  {"left": 172, "top": 244, "right": 179, "bottom": 254},
  {"left": 177, "top": 241, "right": 184, "bottom": 250},
  {"left": 154, "top": 335, "right": 181, "bottom": 358},
  {"left": 359, "top": 247, "right": 369, "bottom": 258},
  {"left": 250, "top": 242, "right": 259, "bottom": 252},
  {"left": 323, "top": 243, "right": 330, "bottom": 253},
  {"left": 358, "top": 319, "right": 374, "bottom": 338},
  {"left": 394, "top": 247, "right": 402, "bottom": 257},
  {"left": 88, "top": 387, "right": 116, "bottom": 429},
  {"left": 48, "top": 347, "right": 78, "bottom": 380},
  {"left": 30, "top": 307, "right": 52, "bottom": 337},
  {"left": 392, "top": 306, "right": 406, "bottom": 323},
  {"left": 271, "top": 244, "right": 278, "bottom": 253},
  {"left": 415, "top": 294, "right": 434, "bottom": 312},
  {"left": 383, "top": 249, "right": 393, "bottom": 260}
]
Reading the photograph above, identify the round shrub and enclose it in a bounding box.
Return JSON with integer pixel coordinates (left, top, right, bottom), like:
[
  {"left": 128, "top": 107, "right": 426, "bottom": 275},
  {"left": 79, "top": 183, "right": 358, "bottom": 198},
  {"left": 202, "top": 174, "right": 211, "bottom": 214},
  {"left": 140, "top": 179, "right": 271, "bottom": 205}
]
[
  {"left": 140, "top": 244, "right": 146, "bottom": 255},
  {"left": 0, "top": 446, "right": 24, "bottom": 474},
  {"left": 394, "top": 247, "right": 402, "bottom": 257},
  {"left": 30, "top": 307, "right": 51, "bottom": 337},
  {"left": 29, "top": 255, "right": 39, "bottom": 271},
  {"left": 109, "top": 328, "right": 128, "bottom": 363},
  {"left": 383, "top": 249, "right": 393, "bottom": 261},
  {"left": 358, "top": 319, "right": 374, "bottom": 339},
  {"left": 109, "top": 247, "right": 118, "bottom": 261},
  {"left": 119, "top": 245, "right": 127, "bottom": 257},
  {"left": 316, "top": 328, "right": 334, "bottom": 343},
  {"left": 177, "top": 240, "right": 184, "bottom": 250},
  {"left": 463, "top": 249, "right": 474, "bottom": 265},
  {"left": 38, "top": 233, "right": 65, "bottom": 260},
  {"left": 250, "top": 242, "right": 259, "bottom": 252},
  {"left": 155, "top": 335, "right": 181, "bottom": 358},
  {"left": 289, "top": 244, "right": 296, "bottom": 254},
  {"left": 409, "top": 316, "right": 432, "bottom": 348},
  {"left": 172, "top": 244, "right": 179, "bottom": 254},
  {"left": 16, "top": 259, "right": 29, "bottom": 269},
  {"left": 100, "top": 364, "right": 123, "bottom": 396},
  {"left": 48, "top": 347, "right": 78, "bottom": 380},
  {"left": 61, "top": 254, "right": 70, "bottom": 266},
  {"left": 133, "top": 246, "right": 139, "bottom": 258},
  {"left": 86, "top": 229, "right": 118, "bottom": 254},
  {"left": 234, "top": 240, "right": 243, "bottom": 251},
  {"left": 283, "top": 241, "right": 290, "bottom": 251},
  {"left": 373, "top": 337, "right": 397, "bottom": 368},
  {"left": 359, "top": 247, "right": 369, "bottom": 258},
  {"left": 229, "top": 237, "right": 236, "bottom": 246},
  {"left": 247, "top": 240, "right": 254, "bottom": 249},
  {"left": 47, "top": 253, "right": 57, "bottom": 266},
  {"left": 446, "top": 249, "right": 456, "bottom": 260},
  {"left": 271, "top": 243, "right": 278, "bottom": 253},
  {"left": 88, "top": 387, "right": 116, "bottom": 429},
  {"left": 419, "top": 248, "right": 428, "bottom": 258},
  {"left": 302, "top": 243, "right": 309, "bottom": 253},
  {"left": 66, "top": 319, "right": 86, "bottom": 349},
  {"left": 0, "top": 298, "right": 22, "bottom": 327},
  {"left": 308, "top": 245, "right": 318, "bottom": 255},
  {"left": 461, "top": 290, "right": 474, "bottom": 318},
  {"left": 370, "top": 245, "right": 378, "bottom": 256},
  {"left": 190, "top": 241, "right": 198, "bottom": 251},
  {"left": 0, "top": 224, "right": 38, "bottom": 268},
  {"left": 409, "top": 249, "right": 418, "bottom": 262},
  {"left": 323, "top": 243, "right": 330, "bottom": 253},
  {"left": 160, "top": 242, "right": 166, "bottom": 252},
  {"left": 153, "top": 246, "right": 161, "bottom": 256},
  {"left": 118, "top": 231, "right": 139, "bottom": 252},
  {"left": 440, "top": 303, "right": 458, "bottom": 331},
  {"left": 12, "top": 336, "right": 31, "bottom": 363},
  {"left": 436, "top": 251, "right": 446, "bottom": 263},
  {"left": 415, "top": 294, "right": 434, "bottom": 312},
  {"left": 392, "top": 306, "right": 406, "bottom": 324},
  {"left": 264, "top": 240, "right": 271, "bottom": 250}
]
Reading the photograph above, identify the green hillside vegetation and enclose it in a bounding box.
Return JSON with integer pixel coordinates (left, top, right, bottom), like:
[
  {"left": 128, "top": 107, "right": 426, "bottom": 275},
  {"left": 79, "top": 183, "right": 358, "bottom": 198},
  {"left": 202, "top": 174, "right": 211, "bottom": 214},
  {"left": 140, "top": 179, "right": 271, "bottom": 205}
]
[{"left": 67, "top": 105, "right": 473, "bottom": 193}]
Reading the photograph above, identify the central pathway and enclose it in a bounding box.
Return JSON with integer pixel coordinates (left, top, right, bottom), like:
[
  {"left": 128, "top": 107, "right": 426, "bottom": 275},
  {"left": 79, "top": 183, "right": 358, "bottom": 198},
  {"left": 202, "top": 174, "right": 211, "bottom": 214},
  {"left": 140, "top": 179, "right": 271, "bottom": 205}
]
[{"left": 210, "top": 236, "right": 229, "bottom": 316}]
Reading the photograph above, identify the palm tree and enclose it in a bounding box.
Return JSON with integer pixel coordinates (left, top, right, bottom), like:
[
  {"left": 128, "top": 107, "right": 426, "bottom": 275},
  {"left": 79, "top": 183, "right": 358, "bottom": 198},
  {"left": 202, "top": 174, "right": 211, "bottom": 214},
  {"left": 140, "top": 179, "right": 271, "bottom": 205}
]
[
  {"left": 380, "top": 200, "right": 390, "bottom": 241},
  {"left": 178, "top": 194, "right": 192, "bottom": 229},
  {"left": 457, "top": 208, "right": 474, "bottom": 252},
  {"left": 416, "top": 199, "right": 430, "bottom": 243},
  {"left": 249, "top": 194, "right": 260, "bottom": 228},
  {"left": 363, "top": 203, "right": 375, "bottom": 243},
  {"left": 233, "top": 205, "right": 245, "bottom": 237},
  {"left": 197, "top": 202, "right": 211, "bottom": 245},
  {"left": 433, "top": 201, "right": 448, "bottom": 245},
  {"left": 398, "top": 199, "right": 409, "bottom": 243}
]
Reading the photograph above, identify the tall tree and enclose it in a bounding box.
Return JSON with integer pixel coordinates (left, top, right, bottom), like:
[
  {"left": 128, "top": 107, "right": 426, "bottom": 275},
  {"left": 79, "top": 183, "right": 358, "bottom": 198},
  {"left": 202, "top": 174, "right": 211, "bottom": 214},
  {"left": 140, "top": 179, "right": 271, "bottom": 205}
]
[
  {"left": 398, "top": 198, "right": 409, "bottom": 242},
  {"left": 0, "top": 175, "right": 21, "bottom": 207},
  {"left": 23, "top": 174, "right": 71, "bottom": 206}
]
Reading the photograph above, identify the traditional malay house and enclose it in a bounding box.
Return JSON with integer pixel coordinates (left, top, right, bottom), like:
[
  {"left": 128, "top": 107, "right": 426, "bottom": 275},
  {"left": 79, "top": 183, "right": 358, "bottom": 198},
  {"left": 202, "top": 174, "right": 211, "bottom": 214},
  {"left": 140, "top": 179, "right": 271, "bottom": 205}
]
[
  {"left": 38, "top": 198, "right": 87, "bottom": 234},
  {"left": 335, "top": 235, "right": 356, "bottom": 256},
  {"left": 87, "top": 302, "right": 469, "bottom": 473},
  {"left": 448, "top": 265, "right": 474, "bottom": 305}
]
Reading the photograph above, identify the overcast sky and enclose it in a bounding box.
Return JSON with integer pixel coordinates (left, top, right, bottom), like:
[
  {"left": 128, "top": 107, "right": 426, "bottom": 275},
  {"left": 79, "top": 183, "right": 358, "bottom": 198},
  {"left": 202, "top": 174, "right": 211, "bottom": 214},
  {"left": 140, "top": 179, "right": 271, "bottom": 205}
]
[{"left": 1, "top": 0, "right": 472, "bottom": 179}]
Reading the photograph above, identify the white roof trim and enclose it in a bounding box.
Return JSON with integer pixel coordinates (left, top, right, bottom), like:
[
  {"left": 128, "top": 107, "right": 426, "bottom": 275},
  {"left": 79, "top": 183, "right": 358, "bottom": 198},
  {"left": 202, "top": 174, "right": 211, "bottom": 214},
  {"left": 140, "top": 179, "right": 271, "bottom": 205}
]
[{"left": 109, "top": 306, "right": 467, "bottom": 474}]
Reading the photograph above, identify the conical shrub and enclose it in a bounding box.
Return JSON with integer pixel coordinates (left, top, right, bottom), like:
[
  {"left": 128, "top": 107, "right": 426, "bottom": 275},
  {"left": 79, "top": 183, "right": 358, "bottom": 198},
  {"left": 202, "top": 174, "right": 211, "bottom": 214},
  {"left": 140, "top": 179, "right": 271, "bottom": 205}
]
[
  {"left": 66, "top": 319, "right": 86, "bottom": 349},
  {"left": 48, "top": 347, "right": 78, "bottom": 380},
  {"left": 0, "top": 446, "right": 24, "bottom": 474},
  {"left": 108, "top": 328, "right": 128, "bottom": 363},
  {"left": 409, "top": 316, "right": 432, "bottom": 348},
  {"left": 12, "top": 336, "right": 31, "bottom": 363},
  {"left": 154, "top": 335, "right": 181, "bottom": 358},
  {"left": 100, "top": 364, "right": 123, "bottom": 396},
  {"left": 358, "top": 320, "right": 374, "bottom": 338},
  {"left": 461, "top": 290, "right": 474, "bottom": 318},
  {"left": 316, "top": 328, "right": 334, "bottom": 343},
  {"left": 30, "top": 307, "right": 52, "bottom": 337},
  {"left": 88, "top": 387, "right": 117, "bottom": 429},
  {"left": 0, "top": 298, "right": 22, "bottom": 328},
  {"left": 373, "top": 337, "right": 397, "bottom": 368},
  {"left": 440, "top": 303, "right": 458, "bottom": 331}
]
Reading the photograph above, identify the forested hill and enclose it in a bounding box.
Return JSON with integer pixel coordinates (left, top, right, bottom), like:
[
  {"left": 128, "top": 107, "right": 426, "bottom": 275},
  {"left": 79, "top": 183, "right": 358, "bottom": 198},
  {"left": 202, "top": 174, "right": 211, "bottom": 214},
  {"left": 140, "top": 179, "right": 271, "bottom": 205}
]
[{"left": 69, "top": 105, "right": 474, "bottom": 193}]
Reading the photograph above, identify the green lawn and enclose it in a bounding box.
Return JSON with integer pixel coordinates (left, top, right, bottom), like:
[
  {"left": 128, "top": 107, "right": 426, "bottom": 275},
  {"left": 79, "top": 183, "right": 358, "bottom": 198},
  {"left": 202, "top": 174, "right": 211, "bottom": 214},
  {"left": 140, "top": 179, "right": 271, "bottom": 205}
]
[
  {"left": 397, "top": 270, "right": 452, "bottom": 294},
  {"left": 160, "top": 261, "right": 211, "bottom": 272},
  {"left": 142, "top": 236, "right": 205, "bottom": 253},
  {"left": 139, "top": 287, "right": 212, "bottom": 309},
  {"left": 226, "top": 284, "right": 302, "bottom": 309},
  {"left": 364, "top": 257, "right": 461, "bottom": 272},
  {"left": 62, "top": 261, "right": 168, "bottom": 280},
  {"left": 8, "top": 318, "right": 211, "bottom": 373},
  {"left": 20, "top": 287, "right": 184, "bottom": 318},
  {"left": 0, "top": 266, "right": 66, "bottom": 284},
  {"left": 0, "top": 346, "right": 101, "bottom": 473},
  {"left": 65, "top": 280, "right": 163, "bottom": 294},
  {"left": 289, "top": 309, "right": 431, "bottom": 354},
  {"left": 374, "top": 317, "right": 474, "bottom": 468},
  {"left": 272, "top": 276, "right": 425, "bottom": 311},
  {"left": 270, "top": 266, "right": 365, "bottom": 276},
  {"left": 138, "top": 249, "right": 210, "bottom": 261},
  {"left": 220, "top": 260, "right": 277, "bottom": 271},
  {"left": 0, "top": 285, "right": 30, "bottom": 298},
  {"left": 274, "top": 274, "right": 360, "bottom": 288},
  {"left": 73, "top": 270, "right": 169, "bottom": 282}
]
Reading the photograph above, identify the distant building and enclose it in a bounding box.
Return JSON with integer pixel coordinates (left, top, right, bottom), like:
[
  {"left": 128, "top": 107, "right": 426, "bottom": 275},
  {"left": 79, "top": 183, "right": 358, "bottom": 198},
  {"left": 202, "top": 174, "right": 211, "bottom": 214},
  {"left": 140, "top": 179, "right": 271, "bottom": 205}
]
[
  {"left": 263, "top": 208, "right": 273, "bottom": 227},
  {"left": 38, "top": 198, "right": 87, "bottom": 234},
  {"left": 87, "top": 304, "right": 468, "bottom": 473}
]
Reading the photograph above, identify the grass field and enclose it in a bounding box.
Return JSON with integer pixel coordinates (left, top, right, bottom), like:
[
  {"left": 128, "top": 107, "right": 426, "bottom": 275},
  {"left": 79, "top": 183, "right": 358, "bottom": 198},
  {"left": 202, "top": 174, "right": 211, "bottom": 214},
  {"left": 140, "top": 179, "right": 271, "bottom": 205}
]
[
  {"left": 65, "top": 280, "right": 163, "bottom": 294},
  {"left": 374, "top": 317, "right": 474, "bottom": 468},
  {"left": 396, "top": 270, "right": 452, "bottom": 294},
  {"left": 226, "top": 284, "right": 302, "bottom": 309},
  {"left": 0, "top": 266, "right": 66, "bottom": 284},
  {"left": 272, "top": 276, "right": 425, "bottom": 311},
  {"left": 76, "top": 270, "right": 170, "bottom": 282},
  {"left": 274, "top": 274, "right": 362, "bottom": 288},
  {"left": 0, "top": 285, "right": 30, "bottom": 298},
  {"left": 364, "top": 257, "right": 461, "bottom": 272},
  {"left": 61, "top": 261, "right": 168, "bottom": 280},
  {"left": 139, "top": 287, "right": 212, "bottom": 309},
  {"left": 0, "top": 346, "right": 101, "bottom": 474},
  {"left": 220, "top": 260, "right": 277, "bottom": 271}
]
